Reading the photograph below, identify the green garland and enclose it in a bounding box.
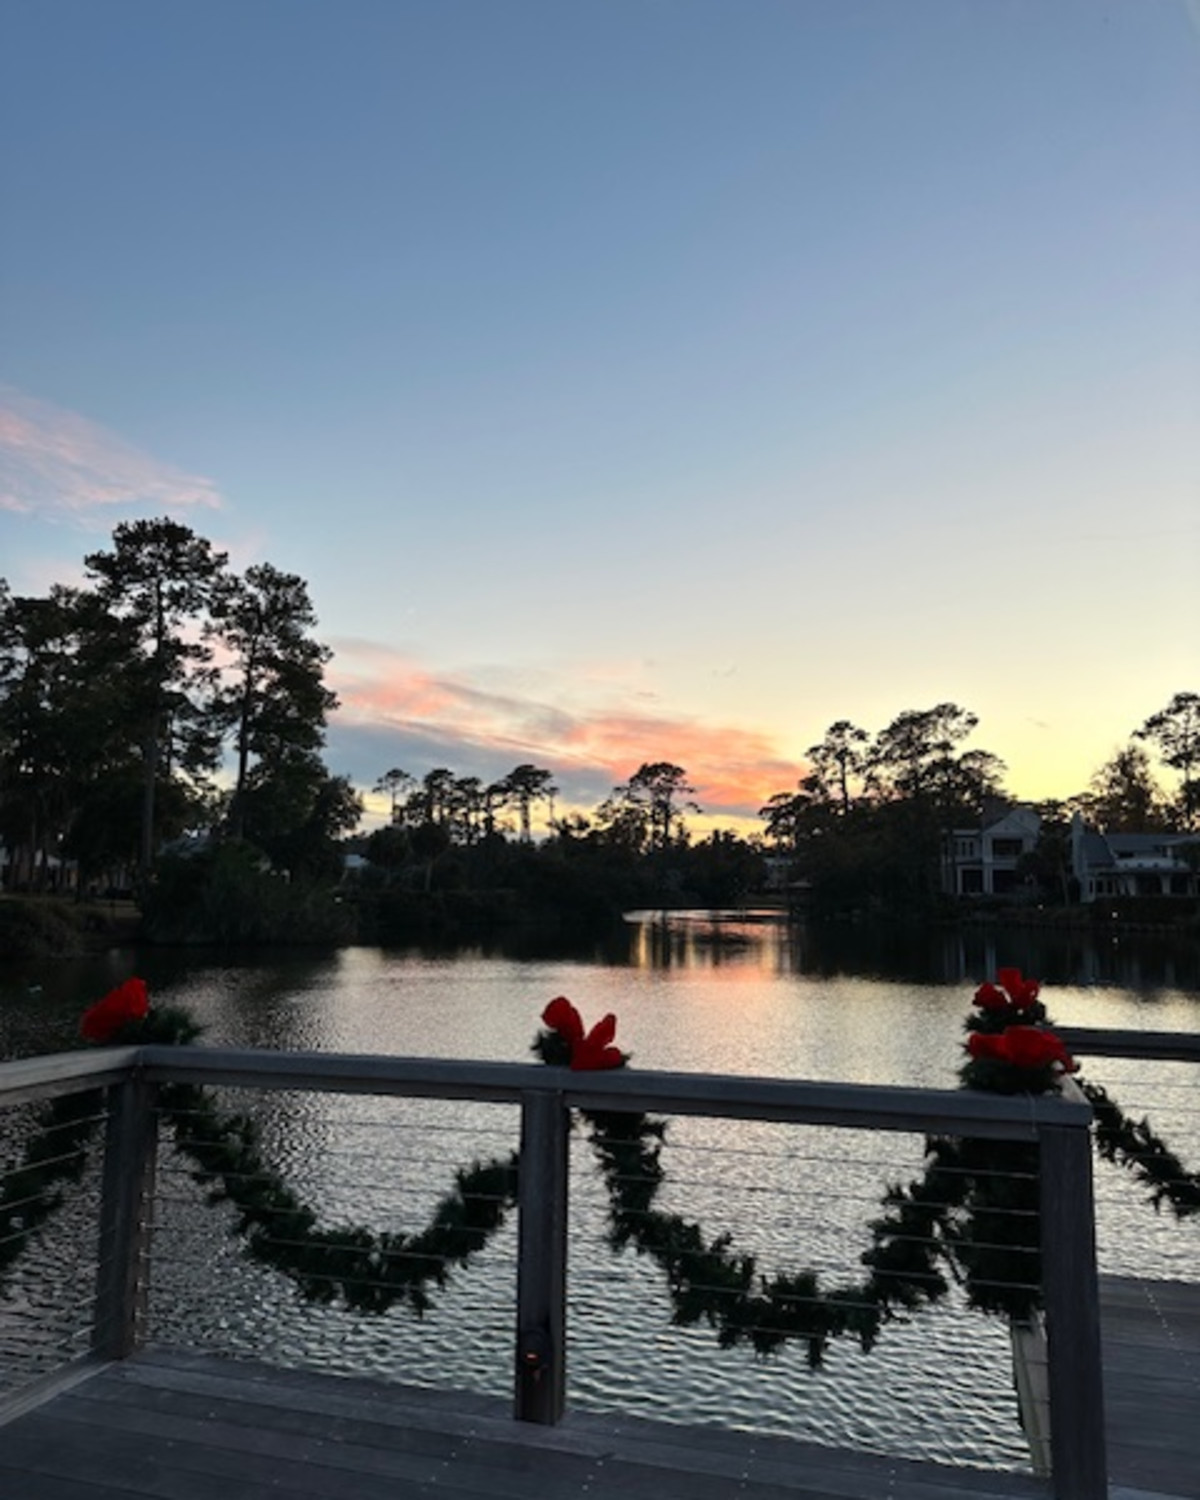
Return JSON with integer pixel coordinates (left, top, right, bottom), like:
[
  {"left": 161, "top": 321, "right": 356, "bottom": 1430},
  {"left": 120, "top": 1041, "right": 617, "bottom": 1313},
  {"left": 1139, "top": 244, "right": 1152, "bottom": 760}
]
[
  {"left": 1, "top": 976, "right": 1196, "bottom": 1370},
  {"left": 1079, "top": 1077, "right": 1200, "bottom": 1218},
  {"left": 0, "top": 1088, "right": 105, "bottom": 1279},
  {"left": 575, "top": 1107, "right": 1050, "bottom": 1363},
  {"left": 532, "top": 1017, "right": 996, "bottom": 1364},
  {"left": 580, "top": 1105, "right": 960, "bottom": 1367},
  {"left": 1, "top": 1003, "right": 519, "bottom": 1315},
  {"left": 156, "top": 1079, "right": 518, "bottom": 1315},
  {"left": 0, "top": 1081, "right": 517, "bottom": 1316}
]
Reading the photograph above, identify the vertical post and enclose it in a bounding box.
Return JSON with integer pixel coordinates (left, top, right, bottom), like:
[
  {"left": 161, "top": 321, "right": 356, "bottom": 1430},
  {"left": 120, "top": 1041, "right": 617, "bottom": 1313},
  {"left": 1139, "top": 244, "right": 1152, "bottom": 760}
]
[
  {"left": 514, "top": 1088, "right": 569, "bottom": 1424},
  {"left": 93, "top": 1075, "right": 158, "bottom": 1360},
  {"left": 1039, "top": 1121, "right": 1106, "bottom": 1500}
]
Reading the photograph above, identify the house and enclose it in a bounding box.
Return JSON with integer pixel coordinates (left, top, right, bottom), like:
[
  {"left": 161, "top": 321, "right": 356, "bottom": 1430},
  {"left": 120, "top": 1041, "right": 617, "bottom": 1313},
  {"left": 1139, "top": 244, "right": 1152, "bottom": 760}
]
[
  {"left": 1070, "top": 813, "right": 1200, "bottom": 903},
  {"left": 942, "top": 806, "right": 1040, "bottom": 898},
  {"left": 0, "top": 844, "right": 79, "bottom": 893}
]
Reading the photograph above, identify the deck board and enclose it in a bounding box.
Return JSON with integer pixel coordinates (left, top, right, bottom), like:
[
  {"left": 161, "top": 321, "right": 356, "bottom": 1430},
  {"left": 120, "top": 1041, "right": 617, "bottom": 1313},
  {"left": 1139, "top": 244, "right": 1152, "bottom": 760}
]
[
  {"left": 2, "top": 1274, "right": 1198, "bottom": 1500},
  {"left": 1099, "top": 1275, "right": 1200, "bottom": 1500},
  {"left": 0, "top": 1349, "right": 1049, "bottom": 1500}
]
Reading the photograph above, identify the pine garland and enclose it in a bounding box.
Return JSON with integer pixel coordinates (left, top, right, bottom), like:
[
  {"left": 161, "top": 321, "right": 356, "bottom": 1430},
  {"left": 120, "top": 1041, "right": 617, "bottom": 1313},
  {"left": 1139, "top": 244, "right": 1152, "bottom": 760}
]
[
  {"left": 0, "top": 1077, "right": 519, "bottom": 1316},
  {"left": 1, "top": 972, "right": 1196, "bottom": 1366},
  {"left": 156, "top": 1079, "right": 518, "bottom": 1314},
  {"left": 579, "top": 1104, "right": 960, "bottom": 1367},
  {"left": 0, "top": 1088, "right": 105, "bottom": 1277},
  {"left": 1079, "top": 1077, "right": 1200, "bottom": 1218},
  {"left": 1, "top": 998, "right": 520, "bottom": 1314}
]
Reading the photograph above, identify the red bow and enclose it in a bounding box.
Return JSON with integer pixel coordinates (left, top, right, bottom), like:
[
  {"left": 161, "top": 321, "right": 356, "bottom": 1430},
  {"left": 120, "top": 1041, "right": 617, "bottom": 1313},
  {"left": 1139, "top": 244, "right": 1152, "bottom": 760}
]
[
  {"left": 973, "top": 968, "right": 1040, "bottom": 1011},
  {"left": 967, "top": 1026, "right": 1076, "bottom": 1073},
  {"left": 80, "top": 978, "right": 149, "bottom": 1044},
  {"left": 541, "top": 996, "right": 624, "bottom": 1070}
]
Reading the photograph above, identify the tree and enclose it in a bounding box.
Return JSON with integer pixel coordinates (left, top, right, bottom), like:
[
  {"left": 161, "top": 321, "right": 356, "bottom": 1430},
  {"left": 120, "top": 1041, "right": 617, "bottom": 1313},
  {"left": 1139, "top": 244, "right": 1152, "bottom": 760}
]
[
  {"left": 1136, "top": 692, "right": 1200, "bottom": 830},
  {"left": 684, "top": 829, "right": 763, "bottom": 905},
  {"left": 364, "top": 823, "right": 409, "bottom": 874},
  {"left": 0, "top": 585, "right": 143, "bottom": 890},
  {"left": 496, "top": 764, "right": 558, "bottom": 843},
  {"left": 868, "top": 703, "right": 981, "bottom": 807},
  {"left": 409, "top": 818, "right": 451, "bottom": 892},
  {"left": 804, "top": 720, "right": 869, "bottom": 814},
  {"left": 758, "top": 789, "right": 816, "bottom": 851},
  {"left": 0, "top": 586, "right": 78, "bottom": 886},
  {"left": 1018, "top": 800, "right": 1074, "bottom": 905},
  {"left": 373, "top": 767, "right": 414, "bottom": 825},
  {"left": 239, "top": 751, "right": 362, "bottom": 880},
  {"left": 210, "top": 564, "right": 337, "bottom": 841},
  {"left": 1082, "top": 744, "right": 1165, "bottom": 832},
  {"left": 600, "top": 763, "right": 700, "bottom": 853},
  {"left": 951, "top": 749, "right": 1008, "bottom": 819},
  {"left": 448, "top": 775, "right": 488, "bottom": 845},
  {"left": 405, "top": 768, "right": 458, "bottom": 828},
  {"left": 84, "top": 518, "right": 228, "bottom": 881}
]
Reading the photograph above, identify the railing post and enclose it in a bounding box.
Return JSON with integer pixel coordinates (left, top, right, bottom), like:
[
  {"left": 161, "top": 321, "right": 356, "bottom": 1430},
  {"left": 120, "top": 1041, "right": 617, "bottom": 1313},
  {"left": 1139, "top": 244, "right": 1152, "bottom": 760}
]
[
  {"left": 514, "top": 1087, "right": 569, "bottom": 1423},
  {"left": 92, "top": 1074, "right": 158, "bottom": 1360},
  {"left": 1039, "top": 1120, "right": 1106, "bottom": 1500}
]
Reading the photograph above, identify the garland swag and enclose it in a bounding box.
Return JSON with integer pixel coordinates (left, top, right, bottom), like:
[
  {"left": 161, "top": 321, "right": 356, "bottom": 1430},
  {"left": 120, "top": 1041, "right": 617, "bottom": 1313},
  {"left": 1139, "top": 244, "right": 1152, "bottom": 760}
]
[
  {"left": 2, "top": 981, "right": 519, "bottom": 1313},
  {"left": 2, "top": 971, "right": 1196, "bottom": 1367}
]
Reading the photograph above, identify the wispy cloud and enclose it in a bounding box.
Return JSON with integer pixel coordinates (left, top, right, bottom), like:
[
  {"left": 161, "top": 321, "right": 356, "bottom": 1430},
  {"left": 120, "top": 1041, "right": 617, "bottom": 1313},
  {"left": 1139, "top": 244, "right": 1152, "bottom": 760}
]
[
  {"left": 0, "top": 387, "right": 222, "bottom": 522},
  {"left": 328, "top": 640, "right": 800, "bottom": 823}
]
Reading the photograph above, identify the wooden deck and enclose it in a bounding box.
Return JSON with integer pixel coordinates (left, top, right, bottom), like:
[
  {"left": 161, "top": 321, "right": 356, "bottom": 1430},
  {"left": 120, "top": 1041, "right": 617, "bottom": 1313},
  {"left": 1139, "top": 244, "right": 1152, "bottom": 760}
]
[
  {"left": 0, "top": 1348, "right": 1052, "bottom": 1500},
  {"left": 0, "top": 1274, "right": 1197, "bottom": 1500},
  {"left": 1100, "top": 1276, "right": 1200, "bottom": 1500}
]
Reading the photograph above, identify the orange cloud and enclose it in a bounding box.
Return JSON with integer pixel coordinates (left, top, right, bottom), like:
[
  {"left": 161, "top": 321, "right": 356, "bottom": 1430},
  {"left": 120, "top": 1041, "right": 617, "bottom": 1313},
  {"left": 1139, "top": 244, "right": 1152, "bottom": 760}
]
[
  {"left": 554, "top": 711, "right": 798, "bottom": 811},
  {"left": 328, "top": 640, "right": 802, "bottom": 822},
  {"left": 0, "top": 387, "right": 222, "bottom": 522}
]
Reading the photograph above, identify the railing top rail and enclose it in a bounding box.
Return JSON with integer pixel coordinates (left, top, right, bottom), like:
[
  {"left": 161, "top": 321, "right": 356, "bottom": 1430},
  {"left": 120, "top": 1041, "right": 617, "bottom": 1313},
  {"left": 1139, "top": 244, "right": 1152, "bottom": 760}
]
[
  {"left": 137, "top": 1044, "right": 1090, "bottom": 1138},
  {"left": 0, "top": 1046, "right": 140, "bottom": 1106},
  {"left": 0, "top": 1043, "right": 1095, "bottom": 1136},
  {"left": 1057, "top": 1027, "right": 1200, "bottom": 1063}
]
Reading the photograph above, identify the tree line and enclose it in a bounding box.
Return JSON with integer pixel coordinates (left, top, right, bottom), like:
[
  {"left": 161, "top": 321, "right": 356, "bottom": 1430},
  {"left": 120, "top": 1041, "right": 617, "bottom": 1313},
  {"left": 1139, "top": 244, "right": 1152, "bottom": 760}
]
[
  {"left": 760, "top": 696, "right": 1199, "bottom": 843},
  {"left": 360, "top": 696, "right": 1196, "bottom": 925},
  {"left": 752, "top": 697, "right": 1198, "bottom": 915},
  {"left": 0, "top": 518, "right": 356, "bottom": 898},
  {"left": 367, "top": 761, "right": 698, "bottom": 857},
  {"left": 2, "top": 518, "right": 1194, "bottom": 936}
]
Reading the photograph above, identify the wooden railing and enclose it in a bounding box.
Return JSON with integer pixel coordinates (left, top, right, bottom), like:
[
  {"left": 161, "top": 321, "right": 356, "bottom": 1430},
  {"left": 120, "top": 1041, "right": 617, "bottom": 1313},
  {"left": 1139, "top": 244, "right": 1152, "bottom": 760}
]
[
  {"left": 1, "top": 1043, "right": 1109, "bottom": 1500},
  {"left": 1058, "top": 1027, "right": 1200, "bottom": 1063}
]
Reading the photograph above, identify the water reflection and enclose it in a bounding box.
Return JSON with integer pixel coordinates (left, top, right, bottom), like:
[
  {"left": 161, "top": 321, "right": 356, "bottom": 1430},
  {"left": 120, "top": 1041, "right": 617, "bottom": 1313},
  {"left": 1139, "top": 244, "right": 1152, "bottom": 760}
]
[
  {"left": 1, "top": 913, "right": 1196, "bottom": 1467},
  {"left": 621, "top": 909, "right": 1200, "bottom": 995}
]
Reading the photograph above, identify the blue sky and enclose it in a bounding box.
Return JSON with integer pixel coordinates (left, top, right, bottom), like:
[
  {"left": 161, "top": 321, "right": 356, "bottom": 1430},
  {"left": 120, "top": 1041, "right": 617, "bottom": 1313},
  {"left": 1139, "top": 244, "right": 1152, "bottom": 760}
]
[{"left": 2, "top": 0, "right": 1197, "bottom": 831}]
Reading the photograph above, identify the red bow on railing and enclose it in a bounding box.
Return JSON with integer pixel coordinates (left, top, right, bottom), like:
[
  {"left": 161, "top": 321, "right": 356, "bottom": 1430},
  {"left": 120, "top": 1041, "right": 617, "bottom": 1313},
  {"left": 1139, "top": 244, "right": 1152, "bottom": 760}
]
[{"left": 541, "top": 997, "right": 625, "bottom": 1070}]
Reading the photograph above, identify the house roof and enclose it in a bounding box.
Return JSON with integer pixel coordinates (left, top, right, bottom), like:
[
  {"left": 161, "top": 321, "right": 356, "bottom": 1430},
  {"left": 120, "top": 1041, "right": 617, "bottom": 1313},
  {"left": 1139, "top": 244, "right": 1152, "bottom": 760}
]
[
  {"left": 1106, "top": 833, "right": 1189, "bottom": 856},
  {"left": 1078, "top": 828, "right": 1197, "bottom": 873},
  {"left": 1079, "top": 831, "right": 1116, "bottom": 870}
]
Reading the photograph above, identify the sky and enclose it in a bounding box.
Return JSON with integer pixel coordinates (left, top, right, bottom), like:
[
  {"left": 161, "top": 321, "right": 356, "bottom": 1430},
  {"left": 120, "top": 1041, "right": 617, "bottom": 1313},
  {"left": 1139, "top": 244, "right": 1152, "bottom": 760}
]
[{"left": 1, "top": 0, "right": 1198, "bottom": 835}]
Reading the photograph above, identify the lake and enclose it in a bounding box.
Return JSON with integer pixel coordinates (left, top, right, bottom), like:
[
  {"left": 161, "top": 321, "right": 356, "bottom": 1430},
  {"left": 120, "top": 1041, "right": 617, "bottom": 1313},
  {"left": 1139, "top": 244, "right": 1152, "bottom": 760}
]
[{"left": 2, "top": 912, "right": 1197, "bottom": 1471}]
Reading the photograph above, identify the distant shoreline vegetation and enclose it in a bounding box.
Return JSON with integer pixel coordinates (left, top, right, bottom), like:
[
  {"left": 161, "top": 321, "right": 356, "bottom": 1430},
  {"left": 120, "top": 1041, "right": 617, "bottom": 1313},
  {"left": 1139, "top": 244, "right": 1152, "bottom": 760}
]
[
  {"left": 2, "top": 880, "right": 1197, "bottom": 967},
  {"left": 2, "top": 523, "right": 1197, "bottom": 955}
]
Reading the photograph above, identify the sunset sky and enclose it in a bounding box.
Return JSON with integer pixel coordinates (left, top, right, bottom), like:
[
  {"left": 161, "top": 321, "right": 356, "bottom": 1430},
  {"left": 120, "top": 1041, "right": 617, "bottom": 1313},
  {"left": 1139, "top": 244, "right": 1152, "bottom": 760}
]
[{"left": 2, "top": 1, "right": 1197, "bottom": 833}]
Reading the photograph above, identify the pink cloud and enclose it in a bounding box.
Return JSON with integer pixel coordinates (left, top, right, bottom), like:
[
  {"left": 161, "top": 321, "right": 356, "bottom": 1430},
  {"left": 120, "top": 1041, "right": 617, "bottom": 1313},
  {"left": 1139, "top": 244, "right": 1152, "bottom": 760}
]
[
  {"left": 0, "top": 387, "right": 222, "bottom": 522},
  {"left": 556, "top": 712, "right": 798, "bottom": 812},
  {"left": 329, "top": 640, "right": 801, "bottom": 819}
]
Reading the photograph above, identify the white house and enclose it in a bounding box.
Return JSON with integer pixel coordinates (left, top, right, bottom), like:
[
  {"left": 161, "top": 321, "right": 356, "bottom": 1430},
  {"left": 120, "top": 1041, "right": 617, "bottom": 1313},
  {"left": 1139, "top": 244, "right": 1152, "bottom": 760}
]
[
  {"left": 1069, "top": 813, "right": 1199, "bottom": 903},
  {"left": 942, "top": 806, "right": 1040, "bottom": 898}
]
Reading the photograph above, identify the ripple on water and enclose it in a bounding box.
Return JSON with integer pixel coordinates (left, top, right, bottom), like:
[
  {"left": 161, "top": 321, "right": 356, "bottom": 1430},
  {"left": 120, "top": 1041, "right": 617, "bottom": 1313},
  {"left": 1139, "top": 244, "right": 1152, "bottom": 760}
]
[{"left": 4, "top": 933, "right": 1195, "bottom": 1470}]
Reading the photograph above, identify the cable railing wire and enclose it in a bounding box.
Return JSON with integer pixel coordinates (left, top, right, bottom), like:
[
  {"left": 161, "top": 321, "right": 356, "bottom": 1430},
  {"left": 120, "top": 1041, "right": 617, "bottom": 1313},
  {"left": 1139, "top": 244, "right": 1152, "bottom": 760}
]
[{"left": 2, "top": 1034, "right": 1167, "bottom": 1492}]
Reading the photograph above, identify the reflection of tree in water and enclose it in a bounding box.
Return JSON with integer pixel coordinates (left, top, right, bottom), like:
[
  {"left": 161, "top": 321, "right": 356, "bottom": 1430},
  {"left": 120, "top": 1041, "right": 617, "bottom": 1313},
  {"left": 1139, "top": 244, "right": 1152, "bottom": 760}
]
[
  {"left": 624, "top": 909, "right": 786, "bottom": 972},
  {"left": 619, "top": 912, "right": 1200, "bottom": 994},
  {"left": 810, "top": 920, "right": 1200, "bottom": 992}
]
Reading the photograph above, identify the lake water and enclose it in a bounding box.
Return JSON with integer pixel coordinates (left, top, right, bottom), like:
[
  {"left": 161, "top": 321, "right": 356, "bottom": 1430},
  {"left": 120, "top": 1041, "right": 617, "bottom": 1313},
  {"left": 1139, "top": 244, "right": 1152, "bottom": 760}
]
[{"left": 2, "top": 912, "right": 1197, "bottom": 1471}]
